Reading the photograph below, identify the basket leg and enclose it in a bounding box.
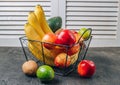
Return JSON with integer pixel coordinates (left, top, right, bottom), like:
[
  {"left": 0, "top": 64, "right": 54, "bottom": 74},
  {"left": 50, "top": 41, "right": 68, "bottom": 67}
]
[
  {"left": 19, "top": 38, "right": 28, "bottom": 61},
  {"left": 82, "top": 36, "right": 92, "bottom": 60}
]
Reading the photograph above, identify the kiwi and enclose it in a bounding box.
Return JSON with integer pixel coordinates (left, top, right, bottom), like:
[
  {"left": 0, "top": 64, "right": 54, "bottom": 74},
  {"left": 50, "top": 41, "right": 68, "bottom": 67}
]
[{"left": 22, "top": 60, "right": 38, "bottom": 76}]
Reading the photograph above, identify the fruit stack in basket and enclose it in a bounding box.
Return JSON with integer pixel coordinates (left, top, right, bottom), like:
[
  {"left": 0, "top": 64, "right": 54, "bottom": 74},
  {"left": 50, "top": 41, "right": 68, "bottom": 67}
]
[{"left": 24, "top": 5, "right": 89, "bottom": 67}]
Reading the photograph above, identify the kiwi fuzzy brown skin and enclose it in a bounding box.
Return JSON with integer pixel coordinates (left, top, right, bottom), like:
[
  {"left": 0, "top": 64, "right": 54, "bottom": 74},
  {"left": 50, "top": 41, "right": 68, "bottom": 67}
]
[{"left": 22, "top": 60, "right": 38, "bottom": 76}]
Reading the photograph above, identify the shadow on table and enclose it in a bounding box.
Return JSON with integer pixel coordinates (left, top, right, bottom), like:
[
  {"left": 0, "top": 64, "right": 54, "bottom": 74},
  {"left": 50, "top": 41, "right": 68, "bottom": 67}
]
[{"left": 41, "top": 78, "right": 60, "bottom": 84}]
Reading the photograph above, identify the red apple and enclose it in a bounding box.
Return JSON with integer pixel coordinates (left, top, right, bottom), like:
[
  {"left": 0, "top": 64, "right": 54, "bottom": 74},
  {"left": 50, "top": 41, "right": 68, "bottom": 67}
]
[
  {"left": 55, "top": 29, "right": 76, "bottom": 46},
  {"left": 55, "top": 28, "right": 63, "bottom": 35},
  {"left": 54, "top": 53, "right": 71, "bottom": 68},
  {"left": 42, "top": 33, "right": 57, "bottom": 49},
  {"left": 77, "top": 60, "right": 96, "bottom": 77},
  {"left": 71, "top": 30, "right": 85, "bottom": 47}
]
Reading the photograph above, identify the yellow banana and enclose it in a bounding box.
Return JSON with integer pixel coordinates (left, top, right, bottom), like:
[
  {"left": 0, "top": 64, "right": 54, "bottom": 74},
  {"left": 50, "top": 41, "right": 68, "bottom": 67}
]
[
  {"left": 34, "top": 5, "right": 42, "bottom": 24},
  {"left": 34, "top": 5, "right": 53, "bottom": 34},
  {"left": 23, "top": 5, "right": 79, "bottom": 66},
  {"left": 28, "top": 42, "right": 55, "bottom": 66},
  {"left": 28, "top": 43, "right": 42, "bottom": 60},
  {"left": 24, "top": 23, "right": 55, "bottom": 65},
  {"left": 24, "top": 22, "right": 42, "bottom": 53},
  {"left": 27, "top": 11, "right": 45, "bottom": 38},
  {"left": 24, "top": 23, "right": 43, "bottom": 62},
  {"left": 24, "top": 23, "right": 42, "bottom": 41}
]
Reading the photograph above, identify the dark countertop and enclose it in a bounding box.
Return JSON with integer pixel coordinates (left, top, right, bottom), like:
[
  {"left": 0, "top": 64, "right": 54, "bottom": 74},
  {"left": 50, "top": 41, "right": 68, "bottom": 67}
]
[{"left": 0, "top": 47, "right": 120, "bottom": 85}]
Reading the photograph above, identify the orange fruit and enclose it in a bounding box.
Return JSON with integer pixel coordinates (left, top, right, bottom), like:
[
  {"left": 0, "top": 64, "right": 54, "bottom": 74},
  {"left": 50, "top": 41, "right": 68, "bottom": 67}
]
[{"left": 54, "top": 53, "right": 71, "bottom": 68}]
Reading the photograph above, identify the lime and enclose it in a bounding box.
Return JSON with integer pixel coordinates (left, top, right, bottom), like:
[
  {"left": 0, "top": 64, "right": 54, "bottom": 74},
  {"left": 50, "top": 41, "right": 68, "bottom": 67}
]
[
  {"left": 36, "top": 65, "right": 54, "bottom": 81},
  {"left": 79, "top": 28, "right": 90, "bottom": 40}
]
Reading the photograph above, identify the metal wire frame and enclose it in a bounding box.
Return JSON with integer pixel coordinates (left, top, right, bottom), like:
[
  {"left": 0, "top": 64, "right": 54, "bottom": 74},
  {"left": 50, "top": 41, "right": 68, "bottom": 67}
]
[{"left": 19, "top": 28, "right": 92, "bottom": 76}]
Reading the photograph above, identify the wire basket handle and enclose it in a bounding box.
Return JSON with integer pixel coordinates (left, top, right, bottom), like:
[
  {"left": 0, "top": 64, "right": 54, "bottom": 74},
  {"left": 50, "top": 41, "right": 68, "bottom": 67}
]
[
  {"left": 77, "top": 28, "right": 92, "bottom": 60},
  {"left": 77, "top": 28, "right": 92, "bottom": 44}
]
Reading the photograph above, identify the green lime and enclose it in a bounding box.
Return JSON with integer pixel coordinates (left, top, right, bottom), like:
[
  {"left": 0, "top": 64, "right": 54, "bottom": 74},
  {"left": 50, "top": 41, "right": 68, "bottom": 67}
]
[
  {"left": 36, "top": 65, "right": 54, "bottom": 81},
  {"left": 78, "top": 28, "right": 90, "bottom": 40}
]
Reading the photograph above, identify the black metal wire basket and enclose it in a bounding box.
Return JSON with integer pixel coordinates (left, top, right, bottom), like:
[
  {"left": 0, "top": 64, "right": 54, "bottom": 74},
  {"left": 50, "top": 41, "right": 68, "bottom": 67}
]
[{"left": 19, "top": 28, "right": 92, "bottom": 76}]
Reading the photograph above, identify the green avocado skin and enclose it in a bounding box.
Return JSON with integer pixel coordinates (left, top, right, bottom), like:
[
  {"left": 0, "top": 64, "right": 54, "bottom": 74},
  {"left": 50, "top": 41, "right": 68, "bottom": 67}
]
[{"left": 47, "top": 16, "right": 62, "bottom": 32}]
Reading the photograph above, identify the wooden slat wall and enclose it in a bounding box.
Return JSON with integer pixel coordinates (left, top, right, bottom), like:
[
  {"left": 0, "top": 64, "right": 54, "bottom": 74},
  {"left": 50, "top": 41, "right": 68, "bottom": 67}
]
[
  {"left": 0, "top": 0, "right": 51, "bottom": 39},
  {"left": 0, "top": 0, "right": 119, "bottom": 47},
  {"left": 66, "top": 0, "right": 119, "bottom": 39}
]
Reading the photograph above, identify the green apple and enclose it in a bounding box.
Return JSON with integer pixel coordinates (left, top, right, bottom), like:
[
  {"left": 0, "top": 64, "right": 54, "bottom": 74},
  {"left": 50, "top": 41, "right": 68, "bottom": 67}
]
[{"left": 78, "top": 28, "right": 90, "bottom": 40}]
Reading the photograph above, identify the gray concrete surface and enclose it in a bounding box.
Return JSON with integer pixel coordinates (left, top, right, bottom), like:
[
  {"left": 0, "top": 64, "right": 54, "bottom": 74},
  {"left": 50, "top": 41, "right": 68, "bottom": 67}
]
[{"left": 0, "top": 47, "right": 120, "bottom": 85}]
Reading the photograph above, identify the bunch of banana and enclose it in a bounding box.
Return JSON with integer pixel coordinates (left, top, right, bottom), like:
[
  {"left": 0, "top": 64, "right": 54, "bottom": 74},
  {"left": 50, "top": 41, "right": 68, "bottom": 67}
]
[
  {"left": 24, "top": 5, "right": 55, "bottom": 65},
  {"left": 24, "top": 5, "right": 78, "bottom": 66}
]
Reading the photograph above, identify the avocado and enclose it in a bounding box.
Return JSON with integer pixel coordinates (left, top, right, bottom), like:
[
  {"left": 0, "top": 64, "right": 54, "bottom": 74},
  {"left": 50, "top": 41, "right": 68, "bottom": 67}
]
[{"left": 47, "top": 16, "right": 62, "bottom": 32}]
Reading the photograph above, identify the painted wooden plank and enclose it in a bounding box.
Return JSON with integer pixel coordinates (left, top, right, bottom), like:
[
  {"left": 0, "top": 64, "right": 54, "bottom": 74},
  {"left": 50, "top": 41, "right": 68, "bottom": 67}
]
[
  {"left": 66, "top": 26, "right": 117, "bottom": 30},
  {"left": 0, "top": 2, "right": 50, "bottom": 6},
  {"left": 67, "top": 2, "right": 118, "bottom": 7},
  {"left": 0, "top": 0, "right": 50, "bottom": 2},
  {"left": 0, "top": 7, "right": 50, "bottom": 11},
  {"left": 0, "top": 16, "right": 50, "bottom": 21},
  {"left": 0, "top": 30, "right": 25, "bottom": 35},
  {"left": 66, "top": 0, "right": 118, "bottom": 2},
  {"left": 0, "top": 21, "right": 26, "bottom": 25},
  {"left": 0, "top": 35, "right": 24, "bottom": 38},
  {"left": 92, "top": 35, "right": 116, "bottom": 39},
  {"left": 67, "top": 7, "right": 118, "bottom": 12},
  {"left": 92, "top": 30, "right": 116, "bottom": 35},
  {"left": 0, "top": 26, "right": 24, "bottom": 30},
  {"left": 66, "top": 21, "right": 117, "bottom": 26},
  {"left": 66, "top": 12, "right": 118, "bottom": 17},
  {"left": 0, "top": 11, "right": 50, "bottom": 16},
  {"left": 66, "top": 17, "right": 118, "bottom": 21}
]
